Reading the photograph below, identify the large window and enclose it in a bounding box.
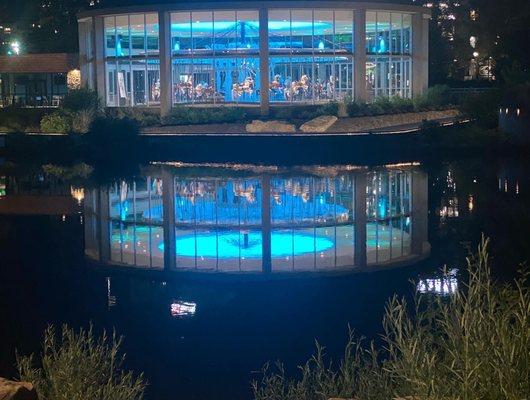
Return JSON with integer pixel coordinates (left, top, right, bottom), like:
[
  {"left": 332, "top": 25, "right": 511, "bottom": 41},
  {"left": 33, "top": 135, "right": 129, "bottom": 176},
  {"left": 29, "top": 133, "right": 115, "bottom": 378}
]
[
  {"left": 366, "top": 56, "right": 411, "bottom": 99},
  {"left": 268, "top": 9, "right": 354, "bottom": 103},
  {"left": 365, "top": 12, "right": 412, "bottom": 100},
  {"left": 0, "top": 73, "right": 68, "bottom": 108},
  {"left": 104, "top": 13, "right": 160, "bottom": 107},
  {"left": 171, "top": 10, "right": 260, "bottom": 104}
]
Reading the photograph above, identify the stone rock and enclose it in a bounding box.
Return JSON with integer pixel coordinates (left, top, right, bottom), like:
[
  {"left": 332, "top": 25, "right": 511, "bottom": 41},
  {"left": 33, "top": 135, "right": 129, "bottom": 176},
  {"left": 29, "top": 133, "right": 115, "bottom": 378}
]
[
  {"left": 0, "top": 378, "right": 38, "bottom": 400},
  {"left": 245, "top": 120, "right": 296, "bottom": 133},
  {"left": 300, "top": 115, "right": 338, "bottom": 133}
]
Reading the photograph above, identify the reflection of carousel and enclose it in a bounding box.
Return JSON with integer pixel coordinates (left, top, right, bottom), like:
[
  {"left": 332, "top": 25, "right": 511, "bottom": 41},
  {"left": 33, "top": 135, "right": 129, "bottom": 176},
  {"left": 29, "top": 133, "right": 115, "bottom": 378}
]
[
  {"left": 146, "top": 180, "right": 348, "bottom": 224},
  {"left": 86, "top": 167, "right": 430, "bottom": 274}
]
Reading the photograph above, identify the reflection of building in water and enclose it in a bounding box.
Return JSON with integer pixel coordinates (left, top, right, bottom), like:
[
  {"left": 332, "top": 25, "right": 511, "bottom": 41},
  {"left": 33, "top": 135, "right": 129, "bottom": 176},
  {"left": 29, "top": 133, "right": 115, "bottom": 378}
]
[
  {"left": 84, "top": 164, "right": 429, "bottom": 273},
  {"left": 417, "top": 268, "right": 458, "bottom": 295},
  {"left": 0, "top": 176, "right": 5, "bottom": 197},
  {"left": 170, "top": 301, "right": 197, "bottom": 317},
  {"left": 437, "top": 170, "right": 459, "bottom": 219}
]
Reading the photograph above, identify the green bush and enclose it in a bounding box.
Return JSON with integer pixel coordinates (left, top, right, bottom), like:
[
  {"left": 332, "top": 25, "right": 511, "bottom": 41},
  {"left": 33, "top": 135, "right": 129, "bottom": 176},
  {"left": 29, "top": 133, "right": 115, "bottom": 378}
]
[
  {"left": 162, "top": 106, "right": 247, "bottom": 125},
  {"left": 17, "top": 324, "right": 146, "bottom": 400},
  {"left": 69, "top": 109, "right": 96, "bottom": 133},
  {"left": 460, "top": 89, "right": 502, "bottom": 128},
  {"left": 274, "top": 103, "right": 339, "bottom": 120},
  {"left": 62, "top": 88, "right": 101, "bottom": 113},
  {"left": 253, "top": 237, "right": 530, "bottom": 400},
  {"left": 40, "top": 112, "right": 72, "bottom": 134},
  {"left": 413, "top": 84, "right": 451, "bottom": 111},
  {"left": 0, "top": 108, "right": 52, "bottom": 132},
  {"left": 105, "top": 107, "right": 161, "bottom": 127},
  {"left": 346, "top": 97, "right": 414, "bottom": 117}
]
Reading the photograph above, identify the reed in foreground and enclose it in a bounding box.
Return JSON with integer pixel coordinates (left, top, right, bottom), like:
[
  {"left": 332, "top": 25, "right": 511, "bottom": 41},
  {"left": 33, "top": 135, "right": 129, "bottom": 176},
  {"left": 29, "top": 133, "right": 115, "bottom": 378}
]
[
  {"left": 252, "top": 237, "right": 529, "bottom": 400},
  {"left": 17, "top": 324, "right": 146, "bottom": 400}
]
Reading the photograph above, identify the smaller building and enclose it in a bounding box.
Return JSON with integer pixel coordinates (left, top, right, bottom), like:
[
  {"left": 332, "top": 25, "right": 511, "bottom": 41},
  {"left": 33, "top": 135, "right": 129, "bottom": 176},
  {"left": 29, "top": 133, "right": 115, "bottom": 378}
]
[{"left": 0, "top": 53, "right": 79, "bottom": 108}]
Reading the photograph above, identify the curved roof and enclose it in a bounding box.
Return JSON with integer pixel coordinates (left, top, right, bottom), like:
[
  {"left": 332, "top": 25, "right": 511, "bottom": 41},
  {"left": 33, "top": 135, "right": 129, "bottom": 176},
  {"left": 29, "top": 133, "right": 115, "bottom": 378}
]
[{"left": 78, "top": 0, "right": 429, "bottom": 19}]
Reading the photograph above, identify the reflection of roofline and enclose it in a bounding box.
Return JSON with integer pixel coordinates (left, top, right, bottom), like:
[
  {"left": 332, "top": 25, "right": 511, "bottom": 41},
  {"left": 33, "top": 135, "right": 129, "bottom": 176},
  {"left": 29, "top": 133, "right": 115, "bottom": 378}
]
[
  {"left": 146, "top": 161, "right": 421, "bottom": 178},
  {"left": 78, "top": 1, "right": 430, "bottom": 19}
]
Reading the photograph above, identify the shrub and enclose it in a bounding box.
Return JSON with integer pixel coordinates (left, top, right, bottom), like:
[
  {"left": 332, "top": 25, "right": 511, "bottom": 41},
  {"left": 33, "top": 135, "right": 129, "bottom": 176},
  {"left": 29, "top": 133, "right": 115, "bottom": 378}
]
[
  {"left": 162, "top": 106, "right": 247, "bottom": 125},
  {"left": 274, "top": 103, "right": 339, "bottom": 120},
  {"left": 17, "top": 324, "right": 146, "bottom": 400},
  {"left": 253, "top": 237, "right": 530, "bottom": 400},
  {"left": 62, "top": 88, "right": 101, "bottom": 113},
  {"left": 40, "top": 112, "right": 71, "bottom": 134},
  {"left": 70, "top": 109, "right": 96, "bottom": 133},
  {"left": 346, "top": 97, "right": 414, "bottom": 117},
  {"left": 0, "top": 108, "right": 52, "bottom": 132},
  {"left": 105, "top": 107, "right": 161, "bottom": 127},
  {"left": 413, "top": 84, "right": 451, "bottom": 111},
  {"left": 460, "top": 89, "right": 502, "bottom": 128},
  {"left": 390, "top": 96, "right": 414, "bottom": 113}
]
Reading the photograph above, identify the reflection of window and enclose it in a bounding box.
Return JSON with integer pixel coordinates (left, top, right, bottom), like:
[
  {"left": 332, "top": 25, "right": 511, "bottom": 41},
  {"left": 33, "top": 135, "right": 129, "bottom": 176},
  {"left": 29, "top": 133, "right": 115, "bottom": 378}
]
[
  {"left": 170, "top": 10, "right": 260, "bottom": 104},
  {"left": 104, "top": 14, "right": 160, "bottom": 107},
  {"left": 366, "top": 170, "right": 412, "bottom": 264},
  {"left": 268, "top": 9, "right": 355, "bottom": 103}
]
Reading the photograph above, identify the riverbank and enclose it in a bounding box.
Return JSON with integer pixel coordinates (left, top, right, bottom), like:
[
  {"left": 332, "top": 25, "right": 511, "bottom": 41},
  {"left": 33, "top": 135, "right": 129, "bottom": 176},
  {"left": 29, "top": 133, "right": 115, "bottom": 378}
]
[
  {"left": 1, "top": 121, "right": 517, "bottom": 167},
  {"left": 140, "top": 109, "right": 460, "bottom": 135}
]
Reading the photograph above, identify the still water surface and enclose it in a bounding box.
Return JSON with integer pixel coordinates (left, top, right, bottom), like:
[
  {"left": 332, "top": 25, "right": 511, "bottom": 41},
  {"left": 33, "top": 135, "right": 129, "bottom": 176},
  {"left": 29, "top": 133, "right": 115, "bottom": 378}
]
[{"left": 0, "top": 157, "right": 529, "bottom": 400}]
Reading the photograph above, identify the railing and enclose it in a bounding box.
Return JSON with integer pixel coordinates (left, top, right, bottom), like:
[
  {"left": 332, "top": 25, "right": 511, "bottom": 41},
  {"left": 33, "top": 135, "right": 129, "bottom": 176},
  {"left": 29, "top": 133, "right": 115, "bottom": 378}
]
[{"left": 0, "top": 95, "right": 64, "bottom": 108}]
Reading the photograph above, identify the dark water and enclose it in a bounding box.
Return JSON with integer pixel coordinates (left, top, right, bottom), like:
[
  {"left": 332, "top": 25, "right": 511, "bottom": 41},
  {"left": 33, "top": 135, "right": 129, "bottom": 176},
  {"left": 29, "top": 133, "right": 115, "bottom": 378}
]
[{"left": 0, "top": 156, "right": 529, "bottom": 400}]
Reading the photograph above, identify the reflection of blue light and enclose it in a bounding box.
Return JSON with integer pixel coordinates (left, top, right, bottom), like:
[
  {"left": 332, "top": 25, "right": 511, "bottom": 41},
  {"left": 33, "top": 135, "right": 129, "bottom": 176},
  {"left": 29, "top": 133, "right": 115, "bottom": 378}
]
[
  {"left": 159, "top": 232, "right": 334, "bottom": 258},
  {"left": 116, "top": 38, "right": 123, "bottom": 56},
  {"left": 378, "top": 37, "right": 386, "bottom": 53},
  {"left": 378, "top": 198, "right": 387, "bottom": 218},
  {"left": 120, "top": 201, "right": 129, "bottom": 221},
  {"left": 171, "top": 21, "right": 259, "bottom": 33},
  {"left": 173, "top": 41, "right": 180, "bottom": 51},
  {"left": 318, "top": 40, "right": 325, "bottom": 50},
  {"left": 170, "top": 20, "right": 330, "bottom": 33}
]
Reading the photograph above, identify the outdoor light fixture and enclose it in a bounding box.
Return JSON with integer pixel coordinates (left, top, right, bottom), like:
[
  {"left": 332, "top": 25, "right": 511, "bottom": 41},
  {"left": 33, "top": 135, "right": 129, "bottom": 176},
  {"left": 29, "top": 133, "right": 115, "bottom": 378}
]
[
  {"left": 8, "top": 41, "right": 21, "bottom": 55},
  {"left": 472, "top": 51, "right": 479, "bottom": 58}
]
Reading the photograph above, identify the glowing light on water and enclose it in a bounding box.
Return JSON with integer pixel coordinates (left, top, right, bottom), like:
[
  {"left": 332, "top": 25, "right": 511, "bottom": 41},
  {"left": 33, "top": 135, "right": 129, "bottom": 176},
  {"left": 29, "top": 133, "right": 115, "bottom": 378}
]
[
  {"left": 171, "top": 301, "right": 197, "bottom": 317},
  {"left": 417, "top": 269, "right": 458, "bottom": 295},
  {"left": 159, "top": 232, "right": 334, "bottom": 258}
]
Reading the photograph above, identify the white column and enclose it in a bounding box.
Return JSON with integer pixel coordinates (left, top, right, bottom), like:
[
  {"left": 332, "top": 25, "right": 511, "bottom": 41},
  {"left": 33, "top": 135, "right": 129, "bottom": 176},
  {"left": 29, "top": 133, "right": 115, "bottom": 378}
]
[
  {"left": 354, "top": 172, "right": 367, "bottom": 268},
  {"left": 259, "top": 7, "right": 270, "bottom": 116},
  {"left": 411, "top": 170, "right": 428, "bottom": 256},
  {"left": 354, "top": 9, "right": 367, "bottom": 103},
  {"left": 162, "top": 170, "right": 176, "bottom": 271},
  {"left": 94, "top": 16, "right": 106, "bottom": 104},
  {"left": 98, "top": 188, "right": 110, "bottom": 263},
  {"left": 159, "top": 10, "right": 172, "bottom": 117},
  {"left": 412, "top": 12, "right": 429, "bottom": 97}
]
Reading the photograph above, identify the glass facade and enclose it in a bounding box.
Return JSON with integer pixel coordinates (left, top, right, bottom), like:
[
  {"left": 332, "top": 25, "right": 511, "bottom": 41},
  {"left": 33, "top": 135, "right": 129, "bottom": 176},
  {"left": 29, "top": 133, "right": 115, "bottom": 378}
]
[
  {"left": 365, "top": 12, "right": 412, "bottom": 100},
  {"left": 87, "top": 167, "right": 427, "bottom": 272},
  {"left": 0, "top": 73, "right": 68, "bottom": 107},
  {"left": 171, "top": 11, "right": 260, "bottom": 104},
  {"left": 268, "top": 9, "right": 354, "bottom": 103},
  {"left": 108, "top": 177, "right": 164, "bottom": 269},
  {"left": 96, "top": 7, "right": 421, "bottom": 107},
  {"left": 104, "top": 13, "right": 160, "bottom": 106}
]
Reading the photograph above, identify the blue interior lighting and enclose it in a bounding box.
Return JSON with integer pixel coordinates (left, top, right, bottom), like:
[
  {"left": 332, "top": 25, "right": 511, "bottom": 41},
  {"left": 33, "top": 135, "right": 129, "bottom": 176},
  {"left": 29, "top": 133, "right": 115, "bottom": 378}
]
[{"left": 158, "top": 231, "right": 334, "bottom": 259}]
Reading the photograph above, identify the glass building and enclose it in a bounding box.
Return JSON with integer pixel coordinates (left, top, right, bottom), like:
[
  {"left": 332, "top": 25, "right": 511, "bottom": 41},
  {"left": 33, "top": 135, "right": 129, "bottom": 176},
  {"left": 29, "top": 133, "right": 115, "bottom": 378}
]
[
  {"left": 84, "top": 164, "right": 430, "bottom": 273},
  {"left": 77, "top": 1, "right": 430, "bottom": 115}
]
